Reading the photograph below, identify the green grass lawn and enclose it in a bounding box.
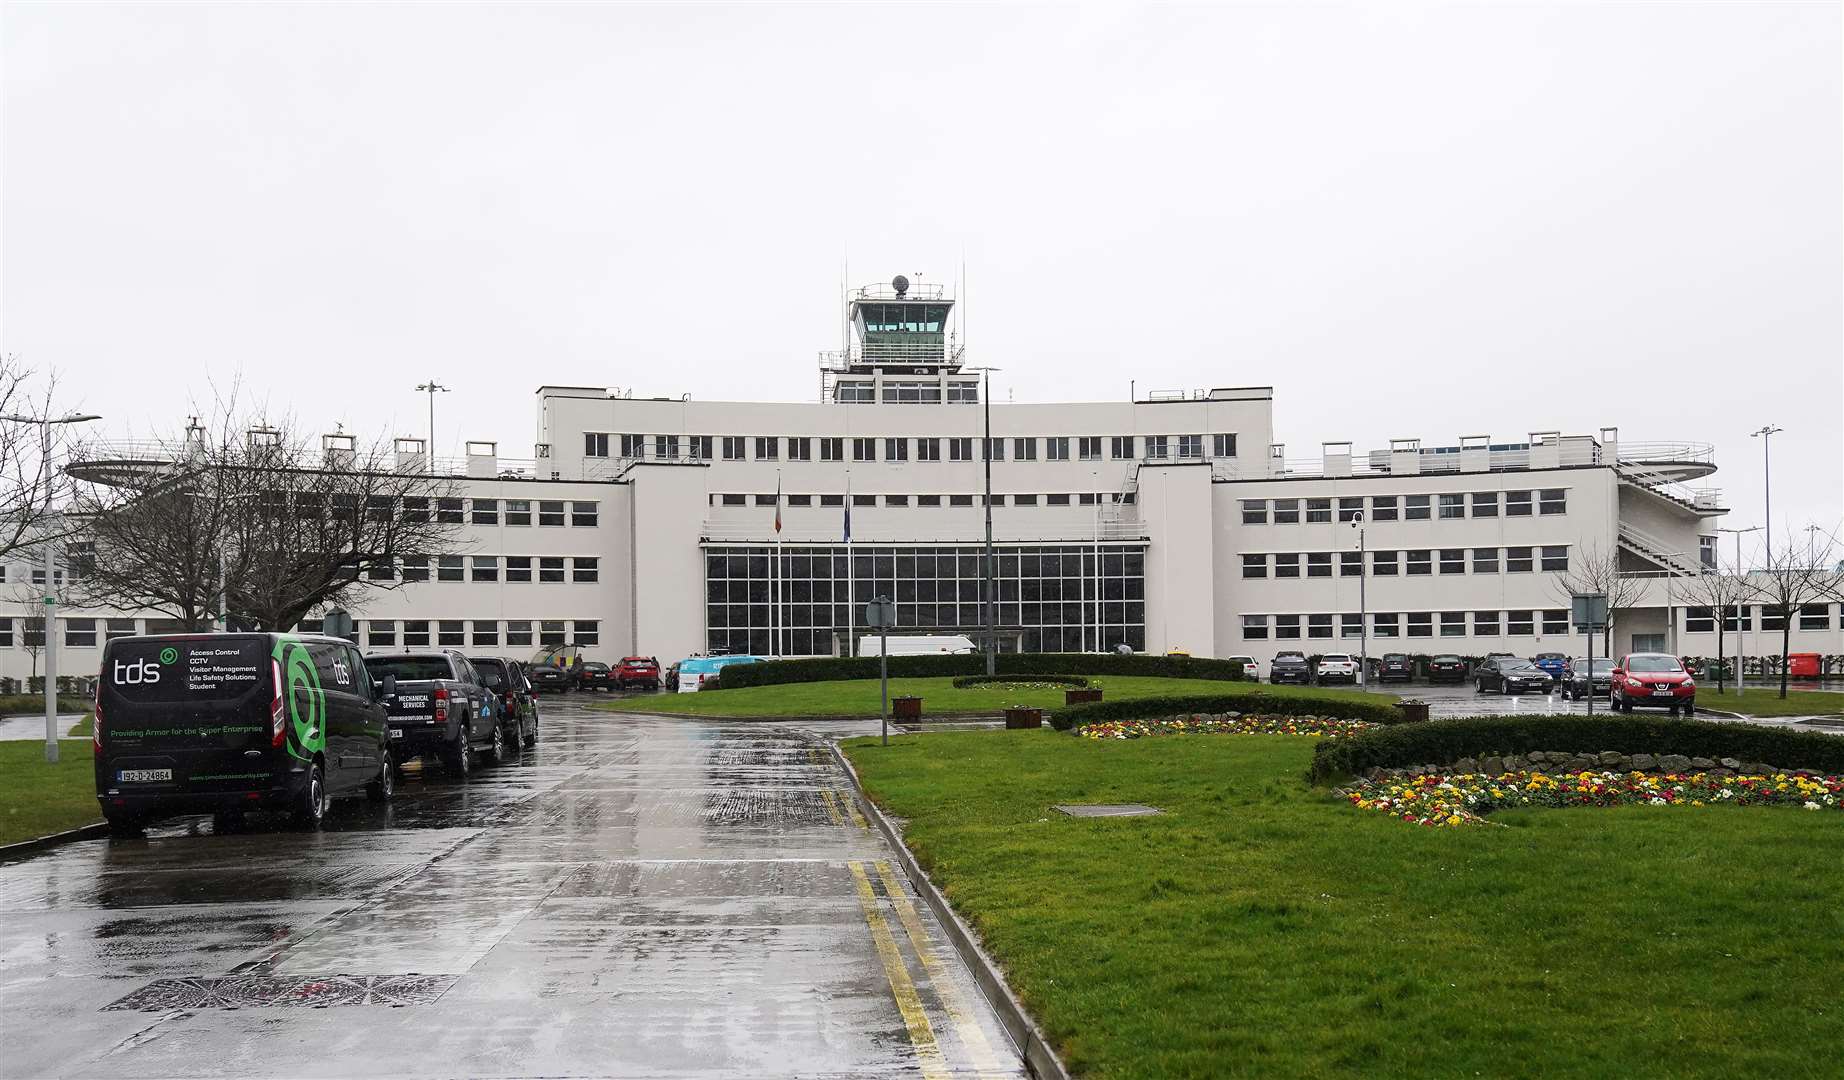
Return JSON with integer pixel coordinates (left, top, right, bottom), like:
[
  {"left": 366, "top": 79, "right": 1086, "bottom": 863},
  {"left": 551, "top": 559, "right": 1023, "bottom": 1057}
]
[
  {"left": 0, "top": 741, "right": 99, "bottom": 847},
  {"left": 1697, "top": 686, "right": 1844, "bottom": 717},
  {"left": 598, "top": 676, "right": 1394, "bottom": 718},
  {"left": 843, "top": 730, "right": 1844, "bottom": 1079}
]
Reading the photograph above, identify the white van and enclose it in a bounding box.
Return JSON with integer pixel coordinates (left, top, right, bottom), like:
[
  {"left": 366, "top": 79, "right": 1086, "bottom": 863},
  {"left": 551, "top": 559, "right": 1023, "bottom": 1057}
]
[{"left": 857, "top": 634, "right": 977, "bottom": 657}]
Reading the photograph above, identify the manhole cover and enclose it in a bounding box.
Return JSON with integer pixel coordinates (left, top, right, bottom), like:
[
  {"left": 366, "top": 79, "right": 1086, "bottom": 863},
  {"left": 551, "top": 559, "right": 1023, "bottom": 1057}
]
[
  {"left": 1054, "top": 804, "right": 1162, "bottom": 818},
  {"left": 104, "top": 974, "right": 457, "bottom": 1011}
]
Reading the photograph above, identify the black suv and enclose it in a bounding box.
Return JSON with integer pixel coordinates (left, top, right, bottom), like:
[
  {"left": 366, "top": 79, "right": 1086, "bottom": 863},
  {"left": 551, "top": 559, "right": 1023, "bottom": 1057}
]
[
  {"left": 1377, "top": 653, "right": 1415, "bottom": 683},
  {"left": 1427, "top": 655, "right": 1468, "bottom": 684},
  {"left": 471, "top": 657, "right": 538, "bottom": 749},
  {"left": 1269, "top": 650, "right": 1312, "bottom": 685}
]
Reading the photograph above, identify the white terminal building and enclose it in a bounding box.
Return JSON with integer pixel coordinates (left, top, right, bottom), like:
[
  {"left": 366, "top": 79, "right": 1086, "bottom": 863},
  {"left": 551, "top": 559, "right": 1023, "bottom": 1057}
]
[{"left": 43, "top": 275, "right": 1844, "bottom": 677}]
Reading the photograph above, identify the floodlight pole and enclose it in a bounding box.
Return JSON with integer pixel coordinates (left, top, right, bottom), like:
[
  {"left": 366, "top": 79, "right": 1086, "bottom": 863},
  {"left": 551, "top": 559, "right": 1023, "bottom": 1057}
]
[{"left": 1352, "top": 511, "right": 1367, "bottom": 689}]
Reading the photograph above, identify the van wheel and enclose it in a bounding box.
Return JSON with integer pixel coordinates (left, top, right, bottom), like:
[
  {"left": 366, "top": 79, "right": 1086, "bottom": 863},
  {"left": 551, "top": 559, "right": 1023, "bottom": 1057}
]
[
  {"left": 292, "top": 762, "right": 328, "bottom": 828},
  {"left": 211, "top": 810, "right": 244, "bottom": 833},
  {"left": 368, "top": 750, "right": 395, "bottom": 803},
  {"left": 443, "top": 736, "right": 471, "bottom": 778}
]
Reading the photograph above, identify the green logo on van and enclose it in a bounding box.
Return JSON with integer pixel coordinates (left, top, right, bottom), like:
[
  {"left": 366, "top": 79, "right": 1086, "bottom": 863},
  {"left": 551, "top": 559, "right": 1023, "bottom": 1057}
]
[
  {"left": 159, "top": 647, "right": 178, "bottom": 664},
  {"left": 272, "top": 637, "right": 326, "bottom": 761}
]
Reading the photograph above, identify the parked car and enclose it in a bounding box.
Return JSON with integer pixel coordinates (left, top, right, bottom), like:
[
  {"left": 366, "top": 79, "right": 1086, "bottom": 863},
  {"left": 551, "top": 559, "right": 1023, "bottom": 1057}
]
[
  {"left": 527, "top": 661, "right": 573, "bottom": 693},
  {"left": 1564, "top": 657, "right": 1616, "bottom": 701},
  {"left": 676, "top": 654, "right": 764, "bottom": 692},
  {"left": 615, "top": 656, "right": 662, "bottom": 690},
  {"left": 663, "top": 662, "right": 680, "bottom": 692},
  {"left": 1377, "top": 653, "right": 1415, "bottom": 683},
  {"left": 94, "top": 632, "right": 393, "bottom": 834},
  {"left": 1530, "top": 652, "right": 1570, "bottom": 683},
  {"left": 1226, "top": 655, "right": 1260, "bottom": 680},
  {"left": 1610, "top": 653, "right": 1697, "bottom": 716},
  {"left": 471, "top": 656, "right": 538, "bottom": 749},
  {"left": 1269, "top": 650, "right": 1311, "bottom": 685},
  {"left": 576, "top": 661, "right": 613, "bottom": 692},
  {"left": 365, "top": 650, "right": 503, "bottom": 776},
  {"left": 1427, "top": 655, "right": 1468, "bottom": 684},
  {"left": 1474, "top": 656, "right": 1554, "bottom": 695},
  {"left": 1315, "top": 653, "right": 1359, "bottom": 685}
]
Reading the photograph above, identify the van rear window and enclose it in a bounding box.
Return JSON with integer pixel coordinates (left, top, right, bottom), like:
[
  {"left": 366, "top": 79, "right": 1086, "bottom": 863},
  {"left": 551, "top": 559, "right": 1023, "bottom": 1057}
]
[
  {"left": 104, "top": 638, "right": 267, "bottom": 702},
  {"left": 367, "top": 657, "right": 454, "bottom": 681}
]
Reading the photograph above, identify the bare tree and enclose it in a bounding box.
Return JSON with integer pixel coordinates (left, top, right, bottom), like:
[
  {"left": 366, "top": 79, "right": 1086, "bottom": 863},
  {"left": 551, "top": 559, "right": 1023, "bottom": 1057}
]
[
  {"left": 1550, "top": 542, "right": 1647, "bottom": 656},
  {"left": 1674, "top": 569, "right": 1751, "bottom": 693},
  {"left": 1751, "top": 530, "right": 1844, "bottom": 699},
  {"left": 0, "top": 356, "right": 84, "bottom": 562}
]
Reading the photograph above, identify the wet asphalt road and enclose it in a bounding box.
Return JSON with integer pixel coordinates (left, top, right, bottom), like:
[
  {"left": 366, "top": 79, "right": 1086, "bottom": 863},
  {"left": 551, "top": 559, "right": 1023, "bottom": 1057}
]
[{"left": 0, "top": 702, "right": 1024, "bottom": 1079}]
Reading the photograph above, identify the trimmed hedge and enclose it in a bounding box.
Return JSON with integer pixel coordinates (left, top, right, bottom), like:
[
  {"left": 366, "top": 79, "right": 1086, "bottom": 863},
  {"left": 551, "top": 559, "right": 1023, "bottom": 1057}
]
[
  {"left": 950, "top": 674, "right": 1090, "bottom": 689},
  {"left": 715, "top": 652, "right": 1249, "bottom": 690},
  {"left": 1050, "top": 692, "right": 1405, "bottom": 732},
  {"left": 1308, "top": 714, "right": 1844, "bottom": 783}
]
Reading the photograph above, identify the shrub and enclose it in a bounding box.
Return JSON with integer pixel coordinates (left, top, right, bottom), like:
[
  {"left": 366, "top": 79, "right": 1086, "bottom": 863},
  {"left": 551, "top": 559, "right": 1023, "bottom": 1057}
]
[
  {"left": 950, "top": 674, "right": 1090, "bottom": 689},
  {"left": 715, "top": 652, "right": 1249, "bottom": 690},
  {"left": 1307, "top": 714, "right": 1844, "bottom": 783},
  {"left": 1050, "top": 692, "right": 1404, "bottom": 732}
]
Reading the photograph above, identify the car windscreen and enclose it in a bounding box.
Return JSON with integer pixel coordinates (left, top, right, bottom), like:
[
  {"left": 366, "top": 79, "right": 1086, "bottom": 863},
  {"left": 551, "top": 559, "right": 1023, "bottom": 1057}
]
[
  {"left": 1501, "top": 660, "right": 1540, "bottom": 671},
  {"left": 366, "top": 656, "right": 453, "bottom": 681},
  {"left": 103, "top": 637, "right": 268, "bottom": 703},
  {"left": 1275, "top": 652, "right": 1305, "bottom": 660},
  {"left": 1321, "top": 655, "right": 1351, "bottom": 662},
  {"left": 1627, "top": 655, "right": 1685, "bottom": 673},
  {"left": 1573, "top": 659, "right": 1615, "bottom": 672},
  {"left": 1433, "top": 656, "right": 1461, "bottom": 663}
]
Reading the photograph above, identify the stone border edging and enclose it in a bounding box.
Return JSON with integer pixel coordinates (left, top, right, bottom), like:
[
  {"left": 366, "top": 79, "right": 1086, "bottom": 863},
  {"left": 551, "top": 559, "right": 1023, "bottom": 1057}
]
[
  {"left": 829, "top": 741, "right": 1072, "bottom": 1080},
  {"left": 0, "top": 821, "right": 108, "bottom": 862}
]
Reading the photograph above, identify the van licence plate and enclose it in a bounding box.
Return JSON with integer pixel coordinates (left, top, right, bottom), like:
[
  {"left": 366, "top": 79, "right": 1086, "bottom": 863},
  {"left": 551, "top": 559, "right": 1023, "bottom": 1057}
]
[{"left": 119, "top": 769, "right": 172, "bottom": 782}]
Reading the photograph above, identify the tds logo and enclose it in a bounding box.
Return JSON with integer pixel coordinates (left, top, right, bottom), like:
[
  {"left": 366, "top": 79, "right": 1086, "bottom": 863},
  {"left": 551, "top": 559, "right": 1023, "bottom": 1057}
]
[
  {"left": 331, "top": 655, "right": 350, "bottom": 685},
  {"left": 113, "top": 658, "right": 163, "bottom": 685}
]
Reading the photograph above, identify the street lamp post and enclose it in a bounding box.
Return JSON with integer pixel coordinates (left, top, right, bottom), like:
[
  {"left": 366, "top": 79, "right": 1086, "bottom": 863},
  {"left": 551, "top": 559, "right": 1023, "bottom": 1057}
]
[
  {"left": 1716, "top": 525, "right": 1762, "bottom": 698},
  {"left": 1351, "top": 511, "right": 1367, "bottom": 689},
  {"left": 965, "top": 366, "right": 1002, "bottom": 675},
  {"left": 1750, "top": 425, "right": 1781, "bottom": 563},
  {"left": 415, "top": 382, "right": 450, "bottom": 474},
  {"left": 0, "top": 412, "right": 104, "bottom": 764}
]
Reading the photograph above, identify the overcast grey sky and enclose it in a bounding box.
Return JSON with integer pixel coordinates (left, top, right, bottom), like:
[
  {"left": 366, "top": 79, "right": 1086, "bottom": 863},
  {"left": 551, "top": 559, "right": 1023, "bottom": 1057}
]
[{"left": 4, "top": 2, "right": 1839, "bottom": 550}]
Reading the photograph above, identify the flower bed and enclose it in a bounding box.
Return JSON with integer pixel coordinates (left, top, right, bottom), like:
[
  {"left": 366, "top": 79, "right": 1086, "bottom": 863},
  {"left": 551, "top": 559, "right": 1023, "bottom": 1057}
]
[
  {"left": 1077, "top": 714, "right": 1376, "bottom": 740},
  {"left": 1345, "top": 768, "right": 1844, "bottom": 828},
  {"left": 950, "top": 674, "right": 1090, "bottom": 690}
]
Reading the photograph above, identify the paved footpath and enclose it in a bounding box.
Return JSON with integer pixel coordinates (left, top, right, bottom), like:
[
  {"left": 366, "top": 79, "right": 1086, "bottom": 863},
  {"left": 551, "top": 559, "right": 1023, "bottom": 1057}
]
[{"left": 0, "top": 704, "right": 1024, "bottom": 1079}]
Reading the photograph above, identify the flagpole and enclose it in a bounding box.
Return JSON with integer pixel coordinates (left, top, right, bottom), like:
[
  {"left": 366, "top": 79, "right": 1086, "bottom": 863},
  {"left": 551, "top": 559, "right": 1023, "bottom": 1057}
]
[
  {"left": 845, "top": 469, "right": 855, "bottom": 658},
  {"left": 771, "top": 471, "right": 782, "bottom": 659}
]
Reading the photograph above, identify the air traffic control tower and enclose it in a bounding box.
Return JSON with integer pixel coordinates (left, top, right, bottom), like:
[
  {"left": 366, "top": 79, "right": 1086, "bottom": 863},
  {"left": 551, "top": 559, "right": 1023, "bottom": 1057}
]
[{"left": 818, "top": 275, "right": 975, "bottom": 404}]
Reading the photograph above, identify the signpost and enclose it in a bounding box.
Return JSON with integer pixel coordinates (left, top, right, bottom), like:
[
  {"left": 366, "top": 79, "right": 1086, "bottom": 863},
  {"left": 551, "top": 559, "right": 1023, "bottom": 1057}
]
[
  {"left": 865, "top": 596, "right": 895, "bottom": 746},
  {"left": 1572, "top": 593, "right": 1608, "bottom": 716},
  {"left": 323, "top": 609, "right": 355, "bottom": 642}
]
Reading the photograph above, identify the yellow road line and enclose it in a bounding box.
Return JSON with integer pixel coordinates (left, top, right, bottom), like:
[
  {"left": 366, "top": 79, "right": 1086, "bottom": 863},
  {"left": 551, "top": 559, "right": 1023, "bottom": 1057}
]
[
  {"left": 874, "top": 860, "right": 1010, "bottom": 1079},
  {"left": 819, "top": 789, "right": 846, "bottom": 826},
  {"left": 849, "top": 861, "right": 949, "bottom": 1080},
  {"left": 838, "top": 790, "right": 871, "bottom": 831}
]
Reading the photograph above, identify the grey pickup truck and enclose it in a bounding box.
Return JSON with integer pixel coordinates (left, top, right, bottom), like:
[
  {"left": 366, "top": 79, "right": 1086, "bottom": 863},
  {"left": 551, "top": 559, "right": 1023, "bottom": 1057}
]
[{"left": 363, "top": 650, "right": 504, "bottom": 776}]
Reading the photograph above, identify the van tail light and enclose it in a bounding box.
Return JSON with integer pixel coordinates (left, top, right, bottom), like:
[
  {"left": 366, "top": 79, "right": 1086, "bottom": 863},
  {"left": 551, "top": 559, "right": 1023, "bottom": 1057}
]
[
  {"left": 93, "top": 695, "right": 103, "bottom": 756},
  {"left": 271, "top": 659, "right": 286, "bottom": 747},
  {"left": 434, "top": 687, "right": 449, "bottom": 723}
]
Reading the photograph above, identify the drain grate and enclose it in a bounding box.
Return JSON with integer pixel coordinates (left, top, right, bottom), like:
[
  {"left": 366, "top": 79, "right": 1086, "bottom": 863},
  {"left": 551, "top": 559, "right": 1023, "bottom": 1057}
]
[{"left": 104, "top": 974, "right": 457, "bottom": 1011}]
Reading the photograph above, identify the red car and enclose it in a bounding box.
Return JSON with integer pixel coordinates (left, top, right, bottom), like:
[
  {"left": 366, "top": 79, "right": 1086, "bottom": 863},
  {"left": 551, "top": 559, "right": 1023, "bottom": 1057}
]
[
  {"left": 615, "top": 656, "right": 661, "bottom": 690},
  {"left": 1609, "top": 653, "right": 1697, "bottom": 716}
]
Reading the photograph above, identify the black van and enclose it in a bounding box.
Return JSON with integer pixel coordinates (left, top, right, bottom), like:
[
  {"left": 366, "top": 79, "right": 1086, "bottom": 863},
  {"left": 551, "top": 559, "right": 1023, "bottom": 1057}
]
[{"left": 95, "top": 633, "right": 395, "bottom": 834}]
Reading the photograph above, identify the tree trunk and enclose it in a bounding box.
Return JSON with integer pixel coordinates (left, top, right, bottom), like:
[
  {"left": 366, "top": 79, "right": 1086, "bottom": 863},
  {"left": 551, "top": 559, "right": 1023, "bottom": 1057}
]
[
  {"left": 1780, "top": 619, "right": 1791, "bottom": 699},
  {"left": 1715, "top": 624, "right": 1726, "bottom": 694}
]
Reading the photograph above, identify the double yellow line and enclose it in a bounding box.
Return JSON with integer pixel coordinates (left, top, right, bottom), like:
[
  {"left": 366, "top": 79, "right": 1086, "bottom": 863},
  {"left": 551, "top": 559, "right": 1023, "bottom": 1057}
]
[{"left": 820, "top": 787, "right": 868, "bottom": 831}]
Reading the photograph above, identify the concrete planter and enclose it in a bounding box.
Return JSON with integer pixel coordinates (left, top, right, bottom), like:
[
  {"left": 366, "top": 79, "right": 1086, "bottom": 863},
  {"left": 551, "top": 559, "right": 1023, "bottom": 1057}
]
[
  {"left": 1005, "top": 707, "right": 1044, "bottom": 729},
  {"left": 892, "top": 696, "right": 923, "bottom": 721}
]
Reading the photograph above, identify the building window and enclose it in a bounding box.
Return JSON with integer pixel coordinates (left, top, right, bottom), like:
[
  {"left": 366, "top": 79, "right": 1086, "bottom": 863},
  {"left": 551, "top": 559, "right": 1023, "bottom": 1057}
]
[
  {"left": 368, "top": 621, "right": 397, "bottom": 648},
  {"left": 1406, "top": 550, "right": 1432, "bottom": 576},
  {"left": 105, "top": 618, "right": 136, "bottom": 640},
  {"left": 1241, "top": 499, "right": 1268, "bottom": 525},
  {"left": 689, "top": 435, "right": 713, "bottom": 460},
  {"left": 1722, "top": 606, "right": 1752, "bottom": 632},
  {"left": 1111, "top": 436, "right": 1135, "bottom": 459},
  {"left": 1505, "top": 490, "right": 1533, "bottom": 516},
  {"left": 1045, "top": 493, "right": 1070, "bottom": 506},
  {"left": 722, "top": 436, "right": 745, "bottom": 461},
  {"left": 818, "top": 437, "right": 843, "bottom": 462},
  {"left": 505, "top": 500, "right": 531, "bottom": 526},
  {"left": 1274, "top": 615, "right": 1301, "bottom": 639},
  {"left": 1439, "top": 611, "right": 1466, "bottom": 637},
  {"left": 402, "top": 497, "right": 429, "bottom": 525},
  {"left": 918, "top": 438, "right": 941, "bottom": 462},
  {"left": 719, "top": 493, "right": 746, "bottom": 507},
  {"left": 438, "top": 555, "right": 464, "bottom": 582},
  {"left": 1241, "top": 554, "right": 1268, "bottom": 579},
  {"left": 838, "top": 383, "right": 875, "bottom": 403},
  {"left": 948, "top": 494, "right": 973, "bottom": 507},
  {"left": 885, "top": 495, "right": 910, "bottom": 507},
  {"left": 531, "top": 620, "right": 562, "bottom": 646},
  {"left": 1439, "top": 548, "right": 1464, "bottom": 574},
  {"left": 585, "top": 432, "right": 609, "bottom": 458},
  {"left": 1761, "top": 606, "right": 1786, "bottom": 633},
  {"left": 506, "top": 556, "right": 533, "bottom": 583},
  {"left": 367, "top": 558, "right": 395, "bottom": 581},
  {"left": 984, "top": 437, "right": 1005, "bottom": 462},
  {"left": 1308, "top": 614, "right": 1333, "bottom": 639},
  {"left": 574, "top": 620, "right": 600, "bottom": 647},
  {"left": 947, "top": 381, "right": 978, "bottom": 403},
  {"left": 401, "top": 556, "right": 430, "bottom": 583},
  {"left": 1404, "top": 495, "right": 1431, "bottom": 521},
  {"left": 1539, "top": 489, "right": 1567, "bottom": 515},
  {"left": 917, "top": 494, "right": 942, "bottom": 506},
  {"left": 1685, "top": 606, "right": 1716, "bottom": 633},
  {"left": 886, "top": 438, "right": 909, "bottom": 462},
  {"left": 506, "top": 620, "right": 533, "bottom": 647},
  {"left": 818, "top": 494, "right": 845, "bottom": 507},
  {"left": 1407, "top": 612, "right": 1433, "bottom": 638},
  {"left": 755, "top": 437, "right": 779, "bottom": 461},
  {"left": 787, "top": 494, "right": 811, "bottom": 507},
  {"left": 438, "top": 620, "right": 465, "bottom": 647},
  {"left": 1307, "top": 552, "right": 1332, "bottom": 578},
  {"left": 1306, "top": 498, "right": 1332, "bottom": 523},
  {"left": 573, "top": 557, "right": 599, "bottom": 583},
  {"left": 1507, "top": 610, "right": 1535, "bottom": 635},
  {"left": 65, "top": 618, "right": 97, "bottom": 648},
  {"left": 1242, "top": 614, "right": 1269, "bottom": 640},
  {"left": 1799, "top": 604, "right": 1833, "bottom": 631},
  {"left": 1338, "top": 613, "right": 1362, "bottom": 638},
  {"left": 1078, "top": 437, "right": 1101, "bottom": 461},
  {"left": 471, "top": 498, "right": 499, "bottom": 525},
  {"left": 436, "top": 498, "right": 464, "bottom": 524},
  {"left": 1439, "top": 493, "right": 1465, "bottom": 519},
  {"left": 1542, "top": 609, "right": 1569, "bottom": 635},
  {"left": 1014, "top": 493, "right": 1040, "bottom": 506},
  {"left": 1272, "top": 499, "right": 1300, "bottom": 524},
  {"left": 620, "top": 434, "right": 645, "bottom": 458},
  {"left": 949, "top": 438, "right": 973, "bottom": 461},
  {"left": 1370, "top": 495, "right": 1399, "bottom": 522},
  {"left": 539, "top": 557, "right": 566, "bottom": 583},
  {"left": 1506, "top": 546, "right": 1534, "bottom": 573},
  {"left": 1010, "top": 437, "right": 1036, "bottom": 461},
  {"left": 472, "top": 556, "right": 499, "bottom": 582},
  {"left": 1372, "top": 612, "right": 1400, "bottom": 638},
  {"left": 1273, "top": 553, "right": 1300, "bottom": 578},
  {"left": 1213, "top": 433, "right": 1238, "bottom": 457},
  {"left": 848, "top": 438, "right": 872, "bottom": 462},
  {"left": 403, "top": 620, "right": 431, "bottom": 647},
  {"left": 472, "top": 621, "right": 499, "bottom": 647},
  {"left": 1046, "top": 437, "right": 1070, "bottom": 461},
  {"left": 1373, "top": 550, "right": 1399, "bottom": 576},
  {"left": 1540, "top": 545, "right": 1569, "bottom": 572},
  {"left": 1471, "top": 547, "right": 1499, "bottom": 573},
  {"left": 1338, "top": 497, "right": 1363, "bottom": 523},
  {"left": 1339, "top": 551, "right": 1362, "bottom": 576},
  {"left": 539, "top": 501, "right": 565, "bottom": 527},
  {"left": 1144, "top": 435, "right": 1169, "bottom": 460},
  {"left": 653, "top": 434, "right": 680, "bottom": 459},
  {"left": 788, "top": 437, "right": 812, "bottom": 461},
  {"left": 1472, "top": 491, "right": 1498, "bottom": 518},
  {"left": 1474, "top": 610, "right": 1501, "bottom": 636}
]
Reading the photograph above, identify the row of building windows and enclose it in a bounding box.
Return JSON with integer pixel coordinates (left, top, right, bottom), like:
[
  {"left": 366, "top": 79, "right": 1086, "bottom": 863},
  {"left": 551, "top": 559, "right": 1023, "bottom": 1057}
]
[
  {"left": 435, "top": 499, "right": 598, "bottom": 527},
  {"left": 1685, "top": 605, "right": 1837, "bottom": 633},
  {"left": 833, "top": 381, "right": 982, "bottom": 404},
  {"left": 590, "top": 433, "right": 1238, "bottom": 463},
  {"left": 0, "top": 617, "right": 138, "bottom": 648},
  {"left": 363, "top": 619, "right": 600, "bottom": 650},
  {"left": 1241, "top": 546, "right": 1570, "bottom": 578},
  {"left": 712, "top": 492, "right": 1135, "bottom": 509},
  {"left": 1240, "top": 489, "right": 1566, "bottom": 524},
  {"left": 371, "top": 556, "right": 601, "bottom": 583},
  {"left": 1242, "top": 610, "right": 1574, "bottom": 640}
]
